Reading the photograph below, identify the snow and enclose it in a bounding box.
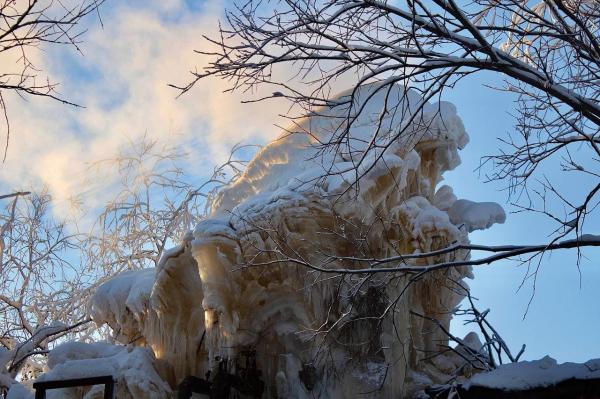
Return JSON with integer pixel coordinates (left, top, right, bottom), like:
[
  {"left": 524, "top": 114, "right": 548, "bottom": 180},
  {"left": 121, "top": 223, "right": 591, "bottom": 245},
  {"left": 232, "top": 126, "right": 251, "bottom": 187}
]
[
  {"left": 461, "top": 331, "right": 485, "bottom": 353},
  {"left": 6, "top": 384, "right": 33, "bottom": 399},
  {"left": 209, "top": 84, "right": 469, "bottom": 217},
  {"left": 0, "top": 322, "right": 82, "bottom": 397},
  {"left": 464, "top": 356, "right": 600, "bottom": 391},
  {"left": 89, "top": 237, "right": 206, "bottom": 385},
  {"left": 6, "top": 343, "right": 171, "bottom": 399},
  {"left": 448, "top": 199, "right": 506, "bottom": 232},
  {"left": 47, "top": 342, "right": 122, "bottom": 369},
  {"left": 38, "top": 342, "right": 171, "bottom": 398},
  {"left": 433, "top": 185, "right": 457, "bottom": 211},
  {"left": 562, "top": 233, "right": 600, "bottom": 244},
  {"left": 89, "top": 268, "right": 156, "bottom": 344},
  {"left": 400, "top": 196, "right": 461, "bottom": 240},
  {"left": 90, "top": 268, "right": 156, "bottom": 326}
]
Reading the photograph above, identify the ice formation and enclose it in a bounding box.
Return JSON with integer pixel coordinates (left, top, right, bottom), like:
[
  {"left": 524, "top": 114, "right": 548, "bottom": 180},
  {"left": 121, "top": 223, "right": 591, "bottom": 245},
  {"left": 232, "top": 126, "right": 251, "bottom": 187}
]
[{"left": 16, "top": 85, "right": 508, "bottom": 398}]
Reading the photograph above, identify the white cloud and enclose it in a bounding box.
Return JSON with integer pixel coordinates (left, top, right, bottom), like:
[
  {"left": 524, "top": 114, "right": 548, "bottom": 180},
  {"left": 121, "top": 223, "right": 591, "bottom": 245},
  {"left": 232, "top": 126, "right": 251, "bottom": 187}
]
[{"left": 0, "top": 0, "right": 293, "bottom": 218}]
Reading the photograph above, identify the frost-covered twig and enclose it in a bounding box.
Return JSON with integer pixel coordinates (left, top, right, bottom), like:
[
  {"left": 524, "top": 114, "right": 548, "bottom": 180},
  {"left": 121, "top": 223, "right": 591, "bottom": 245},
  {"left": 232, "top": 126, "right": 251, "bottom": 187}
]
[
  {"left": 84, "top": 137, "right": 257, "bottom": 275},
  {"left": 0, "top": 192, "right": 88, "bottom": 368},
  {"left": 6, "top": 318, "right": 91, "bottom": 374}
]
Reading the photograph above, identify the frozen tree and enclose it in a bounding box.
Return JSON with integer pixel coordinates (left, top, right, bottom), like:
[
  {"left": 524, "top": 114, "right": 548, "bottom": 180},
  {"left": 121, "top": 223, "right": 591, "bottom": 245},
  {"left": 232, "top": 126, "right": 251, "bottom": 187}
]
[
  {"left": 84, "top": 136, "right": 255, "bottom": 277},
  {"left": 0, "top": 0, "right": 104, "bottom": 159},
  {"left": 0, "top": 138, "right": 255, "bottom": 394},
  {"left": 0, "top": 191, "right": 91, "bottom": 394},
  {"left": 175, "top": 0, "right": 600, "bottom": 276}
]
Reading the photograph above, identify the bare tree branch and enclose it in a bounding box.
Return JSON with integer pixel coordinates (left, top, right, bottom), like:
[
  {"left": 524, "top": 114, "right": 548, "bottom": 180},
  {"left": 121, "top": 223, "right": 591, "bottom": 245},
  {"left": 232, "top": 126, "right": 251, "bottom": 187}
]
[{"left": 0, "top": 0, "right": 105, "bottom": 160}]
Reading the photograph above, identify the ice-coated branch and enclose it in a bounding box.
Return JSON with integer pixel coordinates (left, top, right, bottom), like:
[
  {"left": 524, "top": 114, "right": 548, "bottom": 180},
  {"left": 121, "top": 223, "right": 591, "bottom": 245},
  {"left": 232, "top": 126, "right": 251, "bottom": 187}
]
[
  {"left": 6, "top": 318, "right": 91, "bottom": 374},
  {"left": 0, "top": 191, "right": 90, "bottom": 379}
]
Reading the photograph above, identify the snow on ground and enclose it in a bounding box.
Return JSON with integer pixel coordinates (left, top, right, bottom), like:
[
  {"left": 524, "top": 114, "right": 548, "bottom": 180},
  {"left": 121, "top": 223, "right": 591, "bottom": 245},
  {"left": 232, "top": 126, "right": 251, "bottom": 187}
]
[
  {"left": 464, "top": 355, "right": 600, "bottom": 391},
  {"left": 6, "top": 342, "right": 171, "bottom": 398},
  {"left": 34, "top": 342, "right": 169, "bottom": 398}
]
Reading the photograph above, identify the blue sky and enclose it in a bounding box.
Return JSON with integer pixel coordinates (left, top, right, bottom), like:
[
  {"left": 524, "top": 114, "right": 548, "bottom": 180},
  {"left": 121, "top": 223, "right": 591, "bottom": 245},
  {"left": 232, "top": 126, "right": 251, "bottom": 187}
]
[
  {"left": 1, "top": 0, "right": 598, "bottom": 364},
  {"left": 442, "top": 72, "right": 600, "bottom": 363}
]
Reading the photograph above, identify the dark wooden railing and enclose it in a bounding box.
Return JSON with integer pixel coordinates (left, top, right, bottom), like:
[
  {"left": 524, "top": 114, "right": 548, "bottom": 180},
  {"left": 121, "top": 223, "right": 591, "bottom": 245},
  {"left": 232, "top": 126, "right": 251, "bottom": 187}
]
[{"left": 33, "top": 376, "right": 114, "bottom": 399}]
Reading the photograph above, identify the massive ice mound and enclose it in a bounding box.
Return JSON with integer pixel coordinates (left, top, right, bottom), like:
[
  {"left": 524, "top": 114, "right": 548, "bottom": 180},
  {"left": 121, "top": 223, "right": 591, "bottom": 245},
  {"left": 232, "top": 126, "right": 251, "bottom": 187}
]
[{"left": 20, "top": 85, "right": 506, "bottom": 398}]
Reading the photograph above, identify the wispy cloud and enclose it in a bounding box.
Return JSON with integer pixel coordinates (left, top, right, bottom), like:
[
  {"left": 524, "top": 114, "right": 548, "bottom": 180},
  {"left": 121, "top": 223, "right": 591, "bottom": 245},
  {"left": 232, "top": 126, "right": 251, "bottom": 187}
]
[{"left": 0, "top": 0, "right": 290, "bottom": 217}]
